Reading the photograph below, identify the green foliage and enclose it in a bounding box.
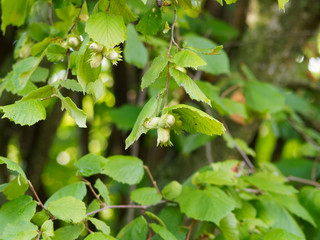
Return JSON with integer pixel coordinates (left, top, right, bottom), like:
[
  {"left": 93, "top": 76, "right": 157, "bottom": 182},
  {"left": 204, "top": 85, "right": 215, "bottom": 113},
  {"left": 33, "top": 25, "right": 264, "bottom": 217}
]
[{"left": 130, "top": 187, "right": 162, "bottom": 205}]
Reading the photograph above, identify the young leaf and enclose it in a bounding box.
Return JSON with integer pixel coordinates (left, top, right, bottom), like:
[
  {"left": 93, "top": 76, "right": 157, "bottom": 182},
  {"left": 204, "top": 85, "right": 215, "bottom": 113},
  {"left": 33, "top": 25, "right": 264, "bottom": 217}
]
[
  {"left": 59, "top": 96, "right": 87, "bottom": 128},
  {"left": 94, "top": 178, "right": 110, "bottom": 205},
  {"left": 196, "top": 170, "right": 235, "bottom": 186},
  {"left": 0, "top": 156, "right": 27, "bottom": 180},
  {"left": 173, "top": 49, "right": 206, "bottom": 69},
  {"left": 278, "top": 0, "right": 290, "bottom": 10},
  {"left": 130, "top": 187, "right": 162, "bottom": 205},
  {"left": 3, "top": 175, "right": 29, "bottom": 200},
  {"left": 161, "top": 181, "right": 182, "bottom": 201},
  {"left": 0, "top": 99, "right": 46, "bottom": 126},
  {"left": 48, "top": 196, "right": 86, "bottom": 223},
  {"left": 163, "top": 104, "right": 226, "bottom": 136},
  {"left": 44, "top": 182, "right": 87, "bottom": 207},
  {"left": 85, "top": 12, "right": 126, "bottom": 49},
  {"left": 125, "top": 91, "right": 164, "bottom": 149},
  {"left": 169, "top": 68, "right": 211, "bottom": 105},
  {"left": 136, "top": 6, "right": 162, "bottom": 36},
  {"left": 117, "top": 216, "right": 148, "bottom": 240},
  {"left": 46, "top": 44, "right": 67, "bottom": 62},
  {"left": 59, "top": 79, "right": 83, "bottom": 92},
  {"left": 141, "top": 55, "right": 167, "bottom": 90},
  {"left": 124, "top": 24, "right": 148, "bottom": 69},
  {"left": 86, "top": 79, "right": 104, "bottom": 102},
  {"left": 0, "top": 195, "right": 37, "bottom": 235},
  {"left": 51, "top": 224, "right": 85, "bottom": 240},
  {"left": 88, "top": 217, "right": 111, "bottom": 235},
  {"left": 219, "top": 213, "right": 239, "bottom": 240},
  {"left": 175, "top": 186, "right": 235, "bottom": 225},
  {"left": 149, "top": 223, "right": 177, "bottom": 240},
  {"left": 85, "top": 232, "right": 116, "bottom": 240},
  {"left": 21, "top": 85, "right": 56, "bottom": 102},
  {"left": 2, "top": 220, "right": 38, "bottom": 240},
  {"left": 102, "top": 155, "right": 144, "bottom": 185},
  {"left": 41, "top": 220, "right": 54, "bottom": 239},
  {"left": 75, "top": 153, "right": 108, "bottom": 177}
]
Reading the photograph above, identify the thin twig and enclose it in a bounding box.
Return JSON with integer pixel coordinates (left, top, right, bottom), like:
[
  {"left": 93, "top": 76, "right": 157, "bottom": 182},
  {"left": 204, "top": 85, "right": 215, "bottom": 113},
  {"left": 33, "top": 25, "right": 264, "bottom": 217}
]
[
  {"left": 220, "top": 84, "right": 240, "bottom": 98},
  {"left": 143, "top": 165, "right": 162, "bottom": 195},
  {"left": 311, "top": 153, "right": 320, "bottom": 181},
  {"left": 287, "top": 176, "right": 320, "bottom": 188},
  {"left": 69, "top": 0, "right": 85, "bottom": 33},
  {"left": 186, "top": 220, "right": 195, "bottom": 240},
  {"left": 165, "top": 63, "right": 170, "bottom": 107},
  {"left": 77, "top": 176, "right": 106, "bottom": 207},
  {"left": 205, "top": 142, "right": 214, "bottom": 164},
  {"left": 83, "top": 219, "right": 93, "bottom": 233},
  {"left": 41, "top": 94, "right": 57, "bottom": 101},
  {"left": 28, "top": 181, "right": 55, "bottom": 219},
  {"left": 86, "top": 200, "right": 167, "bottom": 217},
  {"left": 36, "top": 230, "right": 42, "bottom": 240}
]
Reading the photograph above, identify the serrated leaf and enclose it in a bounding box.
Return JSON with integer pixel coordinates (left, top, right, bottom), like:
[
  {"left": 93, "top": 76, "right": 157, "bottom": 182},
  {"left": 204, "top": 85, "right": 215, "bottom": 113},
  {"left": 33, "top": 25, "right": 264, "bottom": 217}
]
[
  {"left": 161, "top": 181, "right": 182, "bottom": 201},
  {"left": 44, "top": 182, "right": 87, "bottom": 207},
  {"left": 164, "top": 104, "right": 225, "bottom": 136},
  {"left": 107, "top": 1, "right": 138, "bottom": 24},
  {"left": 86, "top": 78, "right": 104, "bottom": 102},
  {"left": 117, "top": 216, "right": 148, "bottom": 240},
  {"left": 41, "top": 220, "right": 54, "bottom": 239},
  {"left": 219, "top": 213, "right": 239, "bottom": 240},
  {"left": 173, "top": 50, "right": 206, "bottom": 69},
  {"left": 85, "top": 232, "right": 116, "bottom": 240},
  {"left": 75, "top": 153, "right": 107, "bottom": 177},
  {"left": 136, "top": 6, "right": 162, "bottom": 36},
  {"left": 48, "top": 196, "right": 86, "bottom": 223},
  {"left": 186, "top": 45, "right": 224, "bottom": 55},
  {"left": 51, "top": 224, "right": 85, "bottom": 240},
  {"left": 125, "top": 91, "right": 164, "bottom": 149},
  {"left": 169, "top": 68, "right": 210, "bottom": 105},
  {"left": 85, "top": 12, "right": 126, "bottom": 49},
  {"left": 264, "top": 229, "right": 303, "bottom": 240},
  {"left": 131, "top": 187, "right": 162, "bottom": 205},
  {"left": 88, "top": 217, "right": 110, "bottom": 235},
  {"left": 59, "top": 79, "right": 83, "bottom": 92},
  {"left": 59, "top": 96, "right": 87, "bottom": 128},
  {"left": 176, "top": 186, "right": 235, "bottom": 225},
  {"left": 46, "top": 44, "right": 67, "bottom": 62},
  {"left": 94, "top": 178, "right": 110, "bottom": 205},
  {"left": 102, "top": 155, "right": 144, "bottom": 185},
  {"left": 0, "top": 99, "right": 46, "bottom": 126},
  {"left": 0, "top": 156, "right": 27, "bottom": 180},
  {"left": 21, "top": 85, "right": 56, "bottom": 102},
  {"left": 0, "top": 195, "right": 37, "bottom": 235},
  {"left": 3, "top": 175, "right": 29, "bottom": 200},
  {"left": 141, "top": 55, "right": 167, "bottom": 90},
  {"left": 2, "top": 220, "right": 38, "bottom": 240},
  {"left": 149, "top": 223, "right": 177, "bottom": 240},
  {"left": 196, "top": 170, "right": 235, "bottom": 186},
  {"left": 278, "top": 0, "right": 290, "bottom": 10},
  {"left": 124, "top": 24, "right": 148, "bottom": 69}
]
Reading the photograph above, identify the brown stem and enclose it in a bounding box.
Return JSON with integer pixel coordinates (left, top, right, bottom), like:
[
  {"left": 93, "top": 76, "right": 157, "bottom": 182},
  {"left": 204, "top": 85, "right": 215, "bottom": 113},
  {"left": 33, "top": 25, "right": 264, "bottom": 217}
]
[
  {"left": 186, "top": 220, "right": 195, "bottom": 240},
  {"left": 287, "top": 176, "right": 320, "bottom": 188},
  {"left": 69, "top": 0, "right": 85, "bottom": 33},
  {"left": 41, "top": 94, "right": 57, "bottom": 101},
  {"left": 86, "top": 200, "right": 167, "bottom": 217},
  {"left": 164, "top": 63, "right": 170, "bottom": 107},
  {"left": 77, "top": 176, "right": 106, "bottom": 207},
  {"left": 220, "top": 84, "right": 240, "bottom": 98},
  {"left": 143, "top": 165, "right": 162, "bottom": 195},
  {"left": 28, "top": 181, "right": 55, "bottom": 219},
  {"left": 36, "top": 230, "right": 42, "bottom": 240},
  {"left": 83, "top": 219, "right": 93, "bottom": 233},
  {"left": 311, "top": 154, "right": 320, "bottom": 181}
]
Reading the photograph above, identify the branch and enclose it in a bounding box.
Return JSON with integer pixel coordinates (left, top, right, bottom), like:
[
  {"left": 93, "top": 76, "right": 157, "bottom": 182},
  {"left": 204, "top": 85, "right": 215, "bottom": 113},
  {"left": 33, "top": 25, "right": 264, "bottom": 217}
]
[
  {"left": 68, "top": 0, "right": 85, "bottom": 34},
  {"left": 83, "top": 219, "right": 93, "bottom": 233},
  {"left": 36, "top": 231, "right": 42, "bottom": 240},
  {"left": 28, "top": 181, "right": 55, "bottom": 219},
  {"left": 86, "top": 200, "right": 167, "bottom": 217},
  {"left": 186, "top": 220, "right": 195, "bottom": 240},
  {"left": 287, "top": 176, "right": 320, "bottom": 188},
  {"left": 143, "top": 165, "right": 162, "bottom": 195},
  {"left": 77, "top": 176, "right": 106, "bottom": 207}
]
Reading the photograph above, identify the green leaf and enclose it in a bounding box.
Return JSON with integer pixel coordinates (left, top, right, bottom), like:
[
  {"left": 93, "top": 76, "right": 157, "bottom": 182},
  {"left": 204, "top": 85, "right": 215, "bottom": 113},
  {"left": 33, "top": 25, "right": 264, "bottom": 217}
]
[
  {"left": 124, "top": 24, "right": 148, "bottom": 69},
  {"left": 244, "top": 172, "right": 297, "bottom": 195},
  {"left": 88, "top": 217, "right": 110, "bottom": 235},
  {"left": 125, "top": 91, "right": 164, "bottom": 149},
  {"left": 169, "top": 68, "right": 211, "bottom": 105},
  {"left": 186, "top": 45, "right": 224, "bottom": 55},
  {"left": 136, "top": 6, "right": 162, "bottom": 36},
  {"left": 41, "top": 220, "right": 54, "bottom": 239},
  {"left": 86, "top": 79, "right": 104, "bottom": 102},
  {"left": 164, "top": 104, "right": 226, "bottom": 136},
  {"left": 1, "top": 0, "right": 33, "bottom": 33},
  {"left": 59, "top": 96, "right": 87, "bottom": 128},
  {"left": 0, "top": 195, "right": 37, "bottom": 235},
  {"left": 117, "top": 216, "right": 148, "bottom": 240},
  {"left": 173, "top": 50, "right": 206, "bottom": 69},
  {"left": 102, "top": 155, "right": 144, "bottom": 185},
  {"left": 59, "top": 79, "right": 83, "bottom": 92},
  {"left": 85, "top": 232, "right": 116, "bottom": 240},
  {"left": 141, "top": 55, "right": 167, "bottom": 90},
  {"left": 278, "top": 0, "right": 290, "bottom": 10},
  {"left": 48, "top": 196, "right": 86, "bottom": 223},
  {"left": 75, "top": 153, "right": 108, "bottom": 177},
  {"left": 51, "top": 224, "right": 85, "bottom": 240},
  {"left": 20, "top": 85, "right": 56, "bottom": 107},
  {"left": 44, "top": 182, "right": 87, "bottom": 208},
  {"left": 2, "top": 221, "right": 38, "bottom": 240},
  {"left": 46, "top": 44, "right": 67, "bottom": 62},
  {"left": 264, "top": 228, "right": 303, "bottom": 240},
  {"left": 175, "top": 186, "right": 235, "bottom": 225},
  {"left": 161, "top": 181, "right": 182, "bottom": 201},
  {"left": 196, "top": 170, "right": 235, "bottom": 186},
  {"left": 32, "top": 210, "right": 50, "bottom": 227},
  {"left": 130, "top": 187, "right": 162, "bottom": 205},
  {"left": 243, "top": 81, "right": 285, "bottom": 113},
  {"left": 85, "top": 12, "right": 126, "bottom": 49},
  {"left": 94, "top": 178, "right": 110, "bottom": 205},
  {"left": 30, "top": 67, "right": 49, "bottom": 83},
  {"left": 3, "top": 175, "right": 29, "bottom": 200},
  {"left": 298, "top": 187, "right": 320, "bottom": 227},
  {"left": 219, "top": 213, "right": 239, "bottom": 240},
  {"left": 0, "top": 99, "right": 46, "bottom": 126},
  {"left": 109, "top": 104, "right": 141, "bottom": 131},
  {"left": 31, "top": 37, "right": 54, "bottom": 56},
  {"left": 0, "top": 156, "right": 27, "bottom": 180},
  {"left": 149, "top": 223, "right": 177, "bottom": 240},
  {"left": 184, "top": 34, "right": 230, "bottom": 75},
  {"left": 107, "top": 1, "right": 138, "bottom": 24}
]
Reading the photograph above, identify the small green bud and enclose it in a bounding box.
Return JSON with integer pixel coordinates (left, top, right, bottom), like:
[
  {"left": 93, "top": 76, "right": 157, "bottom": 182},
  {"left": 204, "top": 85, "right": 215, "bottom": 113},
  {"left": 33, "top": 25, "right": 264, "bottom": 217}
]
[
  {"left": 157, "top": 128, "right": 172, "bottom": 147},
  {"left": 90, "top": 53, "right": 103, "bottom": 68},
  {"left": 143, "top": 117, "right": 160, "bottom": 129}
]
